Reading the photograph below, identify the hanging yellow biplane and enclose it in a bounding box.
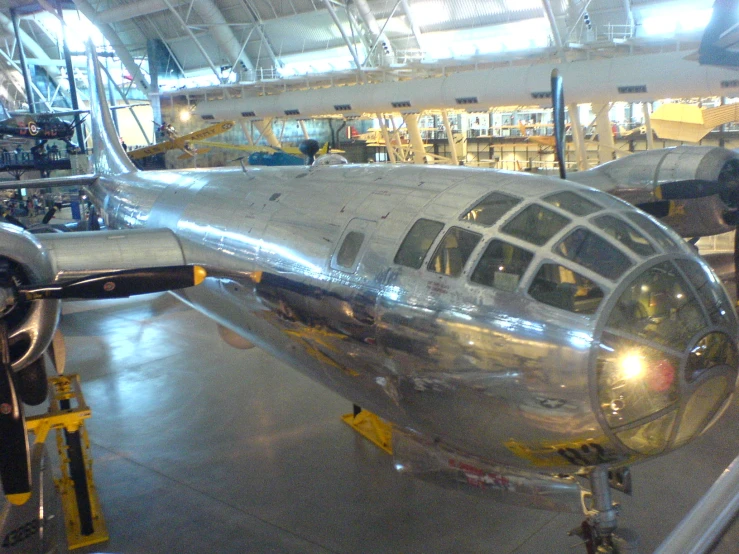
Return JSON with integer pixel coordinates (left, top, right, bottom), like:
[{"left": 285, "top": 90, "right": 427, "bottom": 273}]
[{"left": 127, "top": 120, "right": 235, "bottom": 160}]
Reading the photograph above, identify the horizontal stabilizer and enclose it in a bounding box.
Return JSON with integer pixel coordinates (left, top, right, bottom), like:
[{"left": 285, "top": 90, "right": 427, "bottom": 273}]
[{"left": 0, "top": 174, "right": 98, "bottom": 191}]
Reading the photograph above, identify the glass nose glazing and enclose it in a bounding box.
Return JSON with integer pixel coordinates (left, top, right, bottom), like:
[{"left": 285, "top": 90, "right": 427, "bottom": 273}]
[{"left": 597, "top": 258, "right": 738, "bottom": 455}]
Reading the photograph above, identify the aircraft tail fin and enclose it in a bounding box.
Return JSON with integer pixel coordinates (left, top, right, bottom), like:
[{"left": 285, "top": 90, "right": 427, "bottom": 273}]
[
  {"left": 699, "top": 0, "right": 739, "bottom": 68},
  {"left": 86, "top": 41, "right": 137, "bottom": 175}
]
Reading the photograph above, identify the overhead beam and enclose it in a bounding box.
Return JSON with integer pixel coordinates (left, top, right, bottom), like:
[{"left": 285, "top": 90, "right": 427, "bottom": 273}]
[
  {"left": 239, "top": 0, "right": 281, "bottom": 68},
  {"left": 322, "top": 0, "right": 365, "bottom": 83},
  {"left": 541, "top": 0, "right": 563, "bottom": 51},
  {"left": 0, "top": 11, "right": 62, "bottom": 85},
  {"left": 399, "top": 0, "right": 425, "bottom": 54},
  {"left": 71, "top": 0, "right": 151, "bottom": 94},
  {"left": 189, "top": 0, "right": 256, "bottom": 75},
  {"left": 622, "top": 0, "right": 634, "bottom": 36},
  {"left": 352, "top": 0, "right": 396, "bottom": 66},
  {"left": 161, "top": 0, "right": 222, "bottom": 80},
  {"left": 96, "top": 0, "right": 186, "bottom": 24}
]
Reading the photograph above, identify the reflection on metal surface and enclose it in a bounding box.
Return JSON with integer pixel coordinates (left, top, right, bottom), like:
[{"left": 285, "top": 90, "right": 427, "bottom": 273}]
[{"left": 394, "top": 429, "right": 582, "bottom": 512}]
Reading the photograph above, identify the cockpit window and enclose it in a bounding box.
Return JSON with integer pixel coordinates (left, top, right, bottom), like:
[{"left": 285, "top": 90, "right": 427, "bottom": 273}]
[
  {"left": 428, "top": 227, "right": 482, "bottom": 277},
  {"left": 543, "top": 191, "right": 601, "bottom": 216},
  {"left": 674, "top": 258, "right": 737, "bottom": 328},
  {"left": 394, "top": 218, "right": 445, "bottom": 269},
  {"left": 471, "top": 240, "right": 534, "bottom": 291},
  {"left": 592, "top": 215, "right": 656, "bottom": 257},
  {"left": 605, "top": 261, "right": 706, "bottom": 349},
  {"left": 528, "top": 263, "right": 604, "bottom": 314},
  {"left": 597, "top": 331, "right": 680, "bottom": 435},
  {"left": 555, "top": 228, "right": 633, "bottom": 280},
  {"left": 502, "top": 204, "right": 570, "bottom": 246},
  {"left": 336, "top": 231, "right": 364, "bottom": 269},
  {"left": 624, "top": 212, "right": 679, "bottom": 252},
  {"left": 460, "top": 192, "right": 522, "bottom": 227}
]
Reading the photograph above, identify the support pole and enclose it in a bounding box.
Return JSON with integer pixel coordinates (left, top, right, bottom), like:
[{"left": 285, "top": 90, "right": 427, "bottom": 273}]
[
  {"left": 542, "top": 0, "right": 564, "bottom": 53},
  {"left": 377, "top": 113, "right": 396, "bottom": 163},
  {"left": 10, "top": 8, "right": 35, "bottom": 113},
  {"left": 299, "top": 120, "right": 310, "bottom": 140},
  {"left": 593, "top": 103, "right": 615, "bottom": 164},
  {"left": 56, "top": 1, "right": 86, "bottom": 153},
  {"left": 404, "top": 113, "right": 426, "bottom": 164},
  {"left": 253, "top": 118, "right": 281, "bottom": 148},
  {"left": 644, "top": 102, "right": 654, "bottom": 150},
  {"left": 567, "top": 103, "right": 589, "bottom": 170},
  {"left": 322, "top": 0, "right": 365, "bottom": 83},
  {"left": 441, "top": 110, "right": 459, "bottom": 165}
]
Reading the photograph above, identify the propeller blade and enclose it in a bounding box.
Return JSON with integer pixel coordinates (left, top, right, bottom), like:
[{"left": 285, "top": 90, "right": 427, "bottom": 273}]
[
  {"left": 655, "top": 180, "right": 728, "bottom": 200},
  {"left": 551, "top": 69, "right": 567, "bottom": 180},
  {"left": 0, "top": 322, "right": 31, "bottom": 505},
  {"left": 18, "top": 265, "right": 207, "bottom": 301}
]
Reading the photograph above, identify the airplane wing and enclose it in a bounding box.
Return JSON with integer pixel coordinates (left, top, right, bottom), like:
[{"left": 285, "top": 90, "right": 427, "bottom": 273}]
[
  {"left": 0, "top": 174, "right": 98, "bottom": 191},
  {"left": 127, "top": 141, "right": 175, "bottom": 159},
  {"left": 188, "top": 140, "right": 272, "bottom": 153},
  {"left": 178, "top": 121, "right": 235, "bottom": 141},
  {"left": 189, "top": 140, "right": 328, "bottom": 157},
  {"left": 177, "top": 147, "right": 210, "bottom": 160},
  {"left": 128, "top": 121, "right": 235, "bottom": 160}
]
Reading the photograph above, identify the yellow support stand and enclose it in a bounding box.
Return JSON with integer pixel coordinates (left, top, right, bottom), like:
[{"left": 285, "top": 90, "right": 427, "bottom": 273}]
[
  {"left": 26, "top": 374, "right": 108, "bottom": 550},
  {"left": 342, "top": 405, "right": 393, "bottom": 455}
]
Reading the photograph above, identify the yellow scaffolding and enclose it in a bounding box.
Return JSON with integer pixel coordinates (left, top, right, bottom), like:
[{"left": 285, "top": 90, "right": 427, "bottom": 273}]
[{"left": 26, "top": 374, "right": 108, "bottom": 550}]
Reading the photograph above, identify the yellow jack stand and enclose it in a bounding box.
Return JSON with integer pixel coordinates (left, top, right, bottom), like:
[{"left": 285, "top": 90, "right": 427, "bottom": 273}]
[
  {"left": 26, "top": 374, "right": 108, "bottom": 550},
  {"left": 342, "top": 405, "right": 393, "bottom": 454}
]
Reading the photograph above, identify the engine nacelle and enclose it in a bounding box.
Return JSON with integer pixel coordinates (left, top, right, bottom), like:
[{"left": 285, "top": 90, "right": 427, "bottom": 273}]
[
  {"left": 569, "top": 146, "right": 739, "bottom": 237},
  {"left": 0, "top": 223, "right": 60, "bottom": 372}
]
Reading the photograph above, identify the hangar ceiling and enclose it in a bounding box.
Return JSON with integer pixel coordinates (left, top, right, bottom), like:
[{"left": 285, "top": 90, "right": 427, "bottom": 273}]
[{"left": 0, "top": 0, "right": 718, "bottom": 109}]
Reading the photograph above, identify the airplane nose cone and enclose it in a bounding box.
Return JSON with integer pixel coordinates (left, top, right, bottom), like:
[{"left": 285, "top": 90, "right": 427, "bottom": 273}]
[{"left": 594, "top": 256, "right": 738, "bottom": 456}]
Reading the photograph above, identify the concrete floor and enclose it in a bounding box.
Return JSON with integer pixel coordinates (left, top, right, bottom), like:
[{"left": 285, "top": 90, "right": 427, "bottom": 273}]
[{"left": 54, "top": 293, "right": 738, "bottom": 554}]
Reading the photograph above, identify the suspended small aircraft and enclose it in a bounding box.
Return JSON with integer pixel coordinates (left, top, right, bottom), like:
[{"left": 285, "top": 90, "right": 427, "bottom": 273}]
[
  {"left": 126, "top": 120, "right": 235, "bottom": 160},
  {"left": 1, "top": 42, "right": 738, "bottom": 553},
  {"left": 0, "top": 104, "right": 84, "bottom": 152},
  {"left": 517, "top": 121, "right": 557, "bottom": 147}
]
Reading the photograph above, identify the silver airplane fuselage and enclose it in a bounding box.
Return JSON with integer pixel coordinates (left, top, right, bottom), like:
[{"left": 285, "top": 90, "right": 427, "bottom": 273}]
[{"left": 57, "top": 162, "right": 735, "bottom": 475}]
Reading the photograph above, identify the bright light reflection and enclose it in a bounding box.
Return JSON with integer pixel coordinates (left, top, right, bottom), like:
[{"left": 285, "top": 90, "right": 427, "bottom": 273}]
[
  {"left": 642, "top": 9, "right": 712, "bottom": 36},
  {"left": 568, "top": 331, "right": 592, "bottom": 350},
  {"left": 620, "top": 352, "right": 646, "bottom": 380},
  {"left": 34, "top": 11, "right": 105, "bottom": 51}
]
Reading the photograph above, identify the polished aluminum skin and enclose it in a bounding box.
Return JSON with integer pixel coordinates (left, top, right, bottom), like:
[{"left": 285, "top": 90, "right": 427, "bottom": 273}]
[
  {"left": 80, "top": 159, "right": 738, "bottom": 476},
  {"left": 2, "top": 45, "right": 739, "bottom": 512},
  {"left": 59, "top": 46, "right": 739, "bottom": 472},
  {"left": 0, "top": 223, "right": 59, "bottom": 372},
  {"left": 569, "top": 146, "right": 739, "bottom": 237}
]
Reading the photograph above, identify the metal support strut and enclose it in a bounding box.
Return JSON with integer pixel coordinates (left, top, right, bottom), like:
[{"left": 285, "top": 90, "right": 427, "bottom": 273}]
[
  {"left": 571, "top": 466, "right": 639, "bottom": 553},
  {"left": 342, "top": 404, "right": 393, "bottom": 454}
]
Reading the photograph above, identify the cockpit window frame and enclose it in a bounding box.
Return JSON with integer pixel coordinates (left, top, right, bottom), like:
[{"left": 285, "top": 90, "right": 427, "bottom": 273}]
[
  {"left": 426, "top": 226, "right": 483, "bottom": 278},
  {"left": 501, "top": 203, "right": 572, "bottom": 247},
  {"left": 526, "top": 259, "right": 607, "bottom": 315},
  {"left": 554, "top": 226, "right": 634, "bottom": 281},
  {"left": 393, "top": 218, "right": 446, "bottom": 270},
  {"left": 459, "top": 191, "right": 523, "bottom": 228}
]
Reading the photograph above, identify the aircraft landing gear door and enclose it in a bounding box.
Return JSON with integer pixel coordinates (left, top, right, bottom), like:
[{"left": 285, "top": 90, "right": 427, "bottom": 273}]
[{"left": 329, "top": 218, "right": 378, "bottom": 343}]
